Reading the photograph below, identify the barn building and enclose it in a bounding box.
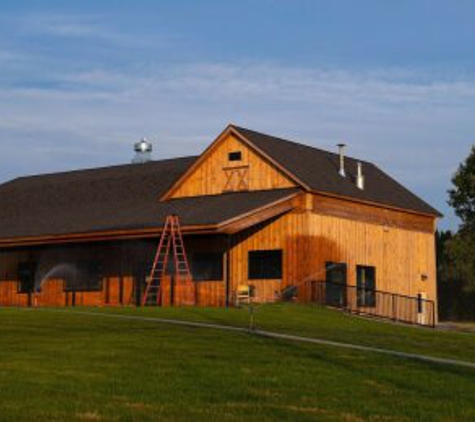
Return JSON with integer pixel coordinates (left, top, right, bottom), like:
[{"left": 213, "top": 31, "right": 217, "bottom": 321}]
[{"left": 0, "top": 125, "right": 441, "bottom": 324}]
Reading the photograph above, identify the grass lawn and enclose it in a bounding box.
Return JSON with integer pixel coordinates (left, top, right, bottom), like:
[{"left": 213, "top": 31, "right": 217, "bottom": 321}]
[
  {"left": 86, "top": 303, "right": 475, "bottom": 364},
  {"left": 0, "top": 306, "right": 475, "bottom": 421}
]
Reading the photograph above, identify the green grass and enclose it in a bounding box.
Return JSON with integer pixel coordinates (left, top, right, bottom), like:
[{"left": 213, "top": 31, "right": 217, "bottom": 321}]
[
  {"left": 1, "top": 306, "right": 475, "bottom": 421},
  {"left": 86, "top": 303, "right": 475, "bottom": 364}
]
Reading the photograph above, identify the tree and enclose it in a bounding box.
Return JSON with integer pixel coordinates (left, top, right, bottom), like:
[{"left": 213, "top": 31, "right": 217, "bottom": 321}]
[
  {"left": 437, "top": 229, "right": 475, "bottom": 319},
  {"left": 446, "top": 145, "right": 475, "bottom": 295},
  {"left": 445, "top": 231, "right": 475, "bottom": 293},
  {"left": 448, "top": 145, "right": 475, "bottom": 228}
]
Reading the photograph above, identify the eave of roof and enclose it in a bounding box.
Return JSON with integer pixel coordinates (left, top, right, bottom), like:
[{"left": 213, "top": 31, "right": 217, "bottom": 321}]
[{"left": 0, "top": 188, "right": 301, "bottom": 248}]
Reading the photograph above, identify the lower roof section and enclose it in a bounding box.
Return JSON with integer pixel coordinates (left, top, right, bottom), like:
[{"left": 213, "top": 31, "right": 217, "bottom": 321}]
[{"left": 0, "top": 188, "right": 300, "bottom": 247}]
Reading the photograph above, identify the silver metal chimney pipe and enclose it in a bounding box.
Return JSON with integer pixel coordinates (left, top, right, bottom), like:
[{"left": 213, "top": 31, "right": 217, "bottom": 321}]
[
  {"left": 356, "top": 162, "right": 365, "bottom": 190},
  {"left": 337, "top": 143, "right": 346, "bottom": 177}
]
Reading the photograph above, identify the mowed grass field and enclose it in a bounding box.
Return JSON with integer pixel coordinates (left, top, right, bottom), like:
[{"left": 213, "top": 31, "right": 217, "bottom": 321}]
[{"left": 1, "top": 305, "right": 475, "bottom": 421}]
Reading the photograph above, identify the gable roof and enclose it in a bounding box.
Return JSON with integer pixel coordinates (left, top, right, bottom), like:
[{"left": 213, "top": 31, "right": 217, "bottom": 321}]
[
  {"left": 0, "top": 123, "right": 440, "bottom": 245},
  {"left": 231, "top": 125, "right": 441, "bottom": 217},
  {"left": 0, "top": 156, "right": 298, "bottom": 244}
]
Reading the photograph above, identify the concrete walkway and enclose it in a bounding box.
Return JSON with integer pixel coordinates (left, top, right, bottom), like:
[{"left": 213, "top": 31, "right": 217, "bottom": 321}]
[{"left": 43, "top": 309, "right": 475, "bottom": 370}]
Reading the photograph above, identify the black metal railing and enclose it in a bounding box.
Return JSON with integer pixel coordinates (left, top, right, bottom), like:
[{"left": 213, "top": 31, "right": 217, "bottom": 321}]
[{"left": 304, "top": 280, "right": 436, "bottom": 328}]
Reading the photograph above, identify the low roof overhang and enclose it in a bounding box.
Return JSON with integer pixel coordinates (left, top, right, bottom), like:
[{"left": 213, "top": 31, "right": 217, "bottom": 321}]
[{"left": 0, "top": 190, "right": 301, "bottom": 249}]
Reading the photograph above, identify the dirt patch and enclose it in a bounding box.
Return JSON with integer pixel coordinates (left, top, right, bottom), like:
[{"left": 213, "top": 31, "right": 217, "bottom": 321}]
[
  {"left": 76, "top": 412, "right": 103, "bottom": 421},
  {"left": 438, "top": 322, "right": 475, "bottom": 334}
]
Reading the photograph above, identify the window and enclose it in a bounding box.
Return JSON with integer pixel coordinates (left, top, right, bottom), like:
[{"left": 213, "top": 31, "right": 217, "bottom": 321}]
[
  {"left": 65, "top": 261, "right": 103, "bottom": 292},
  {"left": 228, "top": 151, "right": 242, "bottom": 161},
  {"left": 17, "top": 262, "right": 37, "bottom": 294},
  {"left": 357, "top": 265, "right": 376, "bottom": 307},
  {"left": 191, "top": 253, "right": 224, "bottom": 281},
  {"left": 326, "top": 262, "right": 347, "bottom": 285},
  {"left": 248, "top": 250, "right": 283, "bottom": 280},
  {"left": 325, "top": 262, "right": 347, "bottom": 307}
]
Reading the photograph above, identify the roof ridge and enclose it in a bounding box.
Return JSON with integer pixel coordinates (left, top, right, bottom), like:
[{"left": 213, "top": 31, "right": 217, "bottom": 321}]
[
  {"left": 8, "top": 156, "right": 198, "bottom": 184},
  {"left": 231, "top": 124, "right": 373, "bottom": 166}
]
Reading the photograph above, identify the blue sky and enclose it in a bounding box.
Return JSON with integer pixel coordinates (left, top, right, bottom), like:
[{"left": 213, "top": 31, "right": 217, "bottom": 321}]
[{"left": 1, "top": 1, "right": 475, "bottom": 229}]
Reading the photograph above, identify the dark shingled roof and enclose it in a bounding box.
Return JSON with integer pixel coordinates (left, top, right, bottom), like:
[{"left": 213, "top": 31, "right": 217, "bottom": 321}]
[
  {"left": 0, "top": 156, "right": 298, "bottom": 240},
  {"left": 233, "top": 126, "right": 440, "bottom": 216},
  {"left": 0, "top": 124, "right": 440, "bottom": 242}
]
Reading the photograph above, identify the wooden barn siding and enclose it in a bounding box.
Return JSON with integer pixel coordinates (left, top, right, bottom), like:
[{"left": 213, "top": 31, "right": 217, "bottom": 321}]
[
  {"left": 173, "top": 236, "right": 227, "bottom": 307},
  {"left": 0, "top": 195, "right": 437, "bottom": 310},
  {"left": 227, "top": 193, "right": 437, "bottom": 309},
  {"left": 228, "top": 212, "right": 306, "bottom": 304},
  {"left": 0, "top": 237, "right": 228, "bottom": 308},
  {"left": 312, "top": 194, "right": 435, "bottom": 234},
  {"left": 170, "top": 133, "right": 296, "bottom": 198},
  {"left": 305, "top": 212, "right": 437, "bottom": 300},
  {"left": 0, "top": 281, "right": 29, "bottom": 306},
  {"left": 0, "top": 243, "right": 142, "bottom": 307},
  {"left": 0, "top": 276, "right": 135, "bottom": 307},
  {"left": 159, "top": 276, "right": 225, "bottom": 307}
]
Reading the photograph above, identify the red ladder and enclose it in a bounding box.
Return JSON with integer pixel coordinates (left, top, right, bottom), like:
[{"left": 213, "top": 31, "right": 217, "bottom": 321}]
[{"left": 142, "top": 215, "right": 192, "bottom": 306}]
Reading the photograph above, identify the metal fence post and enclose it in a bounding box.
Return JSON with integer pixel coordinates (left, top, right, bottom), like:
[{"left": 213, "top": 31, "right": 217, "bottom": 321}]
[{"left": 392, "top": 294, "right": 396, "bottom": 321}]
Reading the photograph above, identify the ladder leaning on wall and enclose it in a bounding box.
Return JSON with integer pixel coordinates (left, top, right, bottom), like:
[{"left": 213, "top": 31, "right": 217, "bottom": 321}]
[{"left": 142, "top": 214, "right": 193, "bottom": 306}]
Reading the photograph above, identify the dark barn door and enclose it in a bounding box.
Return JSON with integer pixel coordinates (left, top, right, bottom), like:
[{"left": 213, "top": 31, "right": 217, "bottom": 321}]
[{"left": 325, "top": 262, "right": 347, "bottom": 308}]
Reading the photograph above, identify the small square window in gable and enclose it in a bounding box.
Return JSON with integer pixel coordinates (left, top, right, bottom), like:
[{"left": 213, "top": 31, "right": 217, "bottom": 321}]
[{"left": 228, "top": 151, "right": 242, "bottom": 162}]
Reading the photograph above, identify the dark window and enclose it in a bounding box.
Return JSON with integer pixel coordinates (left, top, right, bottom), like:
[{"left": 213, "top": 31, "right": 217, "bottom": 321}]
[
  {"left": 248, "top": 250, "right": 283, "bottom": 280},
  {"left": 17, "top": 262, "right": 37, "bottom": 294},
  {"left": 191, "top": 253, "right": 224, "bottom": 281},
  {"left": 228, "top": 151, "right": 242, "bottom": 161},
  {"left": 326, "top": 262, "right": 347, "bottom": 285},
  {"left": 357, "top": 265, "right": 376, "bottom": 307},
  {"left": 325, "top": 262, "right": 347, "bottom": 307},
  {"left": 65, "top": 261, "right": 103, "bottom": 292}
]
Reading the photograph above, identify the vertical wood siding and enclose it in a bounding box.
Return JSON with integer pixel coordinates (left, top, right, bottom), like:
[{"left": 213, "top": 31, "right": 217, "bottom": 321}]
[
  {"left": 228, "top": 194, "right": 437, "bottom": 312},
  {"left": 0, "top": 195, "right": 437, "bottom": 315},
  {"left": 170, "top": 133, "right": 296, "bottom": 198}
]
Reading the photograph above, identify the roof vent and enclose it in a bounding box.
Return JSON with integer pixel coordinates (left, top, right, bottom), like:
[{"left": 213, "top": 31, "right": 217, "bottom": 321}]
[
  {"left": 132, "top": 138, "right": 153, "bottom": 164},
  {"left": 356, "top": 162, "right": 365, "bottom": 190},
  {"left": 337, "top": 143, "right": 346, "bottom": 177}
]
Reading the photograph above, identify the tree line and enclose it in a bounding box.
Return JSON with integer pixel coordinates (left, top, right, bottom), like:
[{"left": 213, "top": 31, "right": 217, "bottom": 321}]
[{"left": 437, "top": 146, "right": 475, "bottom": 320}]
